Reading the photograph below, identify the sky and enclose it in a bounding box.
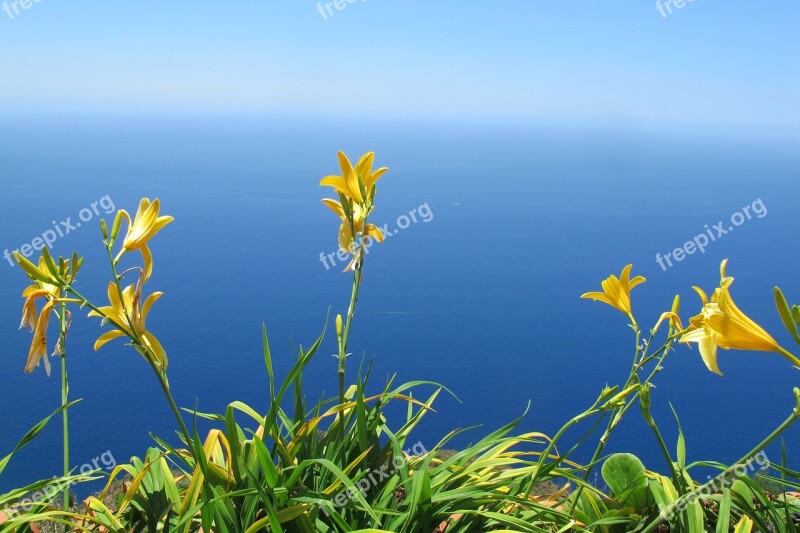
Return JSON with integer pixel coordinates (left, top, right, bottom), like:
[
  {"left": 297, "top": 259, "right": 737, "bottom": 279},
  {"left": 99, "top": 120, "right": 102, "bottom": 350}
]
[{"left": 0, "top": 1, "right": 798, "bottom": 135}]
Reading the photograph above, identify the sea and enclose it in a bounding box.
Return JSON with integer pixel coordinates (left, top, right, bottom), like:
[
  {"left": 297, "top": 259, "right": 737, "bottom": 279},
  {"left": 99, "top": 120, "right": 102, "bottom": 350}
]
[{"left": 1, "top": 114, "right": 799, "bottom": 493}]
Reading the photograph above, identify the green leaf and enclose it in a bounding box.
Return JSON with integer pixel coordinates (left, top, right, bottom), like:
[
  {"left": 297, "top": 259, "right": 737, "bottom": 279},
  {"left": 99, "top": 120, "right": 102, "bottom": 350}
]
[
  {"left": 669, "top": 403, "right": 687, "bottom": 470},
  {"left": 716, "top": 488, "right": 732, "bottom": 533},
  {"left": 0, "top": 400, "right": 81, "bottom": 475},
  {"left": 601, "top": 453, "right": 650, "bottom": 510}
]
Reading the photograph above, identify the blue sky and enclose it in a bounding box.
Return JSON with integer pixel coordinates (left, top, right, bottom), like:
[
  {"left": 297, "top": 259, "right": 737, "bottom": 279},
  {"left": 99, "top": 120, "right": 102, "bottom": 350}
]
[{"left": 0, "top": 1, "right": 798, "bottom": 133}]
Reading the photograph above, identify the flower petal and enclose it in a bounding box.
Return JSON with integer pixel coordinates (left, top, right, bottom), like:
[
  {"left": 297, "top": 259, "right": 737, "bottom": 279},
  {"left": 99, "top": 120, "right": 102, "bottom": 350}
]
[
  {"left": 141, "top": 332, "right": 168, "bottom": 370},
  {"left": 322, "top": 199, "right": 346, "bottom": 220},
  {"left": 581, "top": 291, "right": 616, "bottom": 308},
  {"left": 141, "top": 246, "right": 153, "bottom": 281},
  {"left": 94, "top": 330, "right": 126, "bottom": 351},
  {"left": 365, "top": 167, "right": 388, "bottom": 191},
  {"left": 628, "top": 275, "right": 646, "bottom": 290},
  {"left": 698, "top": 330, "right": 723, "bottom": 376},
  {"left": 338, "top": 222, "right": 355, "bottom": 253},
  {"left": 365, "top": 224, "right": 384, "bottom": 243}
]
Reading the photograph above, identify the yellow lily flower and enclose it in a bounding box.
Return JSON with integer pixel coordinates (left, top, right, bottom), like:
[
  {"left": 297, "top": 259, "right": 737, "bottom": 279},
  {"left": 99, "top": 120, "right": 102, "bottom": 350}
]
[
  {"left": 26, "top": 300, "right": 56, "bottom": 376},
  {"left": 581, "top": 264, "right": 646, "bottom": 326},
  {"left": 19, "top": 257, "right": 72, "bottom": 375},
  {"left": 680, "top": 259, "right": 799, "bottom": 375},
  {"left": 118, "top": 198, "right": 173, "bottom": 280},
  {"left": 322, "top": 199, "right": 384, "bottom": 253},
  {"left": 89, "top": 282, "right": 168, "bottom": 370},
  {"left": 320, "top": 151, "right": 388, "bottom": 207},
  {"left": 19, "top": 259, "right": 58, "bottom": 331}
]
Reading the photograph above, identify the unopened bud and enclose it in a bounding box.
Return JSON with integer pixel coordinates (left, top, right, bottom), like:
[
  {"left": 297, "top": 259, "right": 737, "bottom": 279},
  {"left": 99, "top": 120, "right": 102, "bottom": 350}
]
[
  {"left": 110, "top": 211, "right": 124, "bottom": 242},
  {"left": 775, "top": 288, "right": 798, "bottom": 338},
  {"left": 13, "top": 252, "right": 57, "bottom": 285}
]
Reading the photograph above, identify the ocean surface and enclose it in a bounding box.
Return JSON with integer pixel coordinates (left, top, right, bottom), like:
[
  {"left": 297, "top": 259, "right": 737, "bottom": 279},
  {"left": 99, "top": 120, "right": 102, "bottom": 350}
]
[{"left": 1, "top": 115, "right": 799, "bottom": 493}]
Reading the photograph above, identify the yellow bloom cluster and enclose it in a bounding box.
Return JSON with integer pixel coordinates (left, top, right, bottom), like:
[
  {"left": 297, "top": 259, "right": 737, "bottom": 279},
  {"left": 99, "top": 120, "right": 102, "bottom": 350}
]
[
  {"left": 679, "top": 259, "right": 792, "bottom": 375},
  {"left": 320, "top": 151, "right": 387, "bottom": 255},
  {"left": 583, "top": 259, "right": 800, "bottom": 376},
  {"left": 18, "top": 257, "right": 73, "bottom": 375}
]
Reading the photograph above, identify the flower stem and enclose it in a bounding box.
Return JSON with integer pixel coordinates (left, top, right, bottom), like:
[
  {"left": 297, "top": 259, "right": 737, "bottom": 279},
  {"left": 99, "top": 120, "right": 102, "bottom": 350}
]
[
  {"left": 777, "top": 346, "right": 800, "bottom": 368},
  {"left": 154, "top": 367, "right": 193, "bottom": 455},
  {"left": 642, "top": 403, "right": 682, "bottom": 490},
  {"left": 641, "top": 402, "right": 800, "bottom": 533},
  {"left": 337, "top": 242, "right": 365, "bottom": 447},
  {"left": 57, "top": 300, "right": 70, "bottom": 519},
  {"left": 568, "top": 328, "right": 676, "bottom": 513}
]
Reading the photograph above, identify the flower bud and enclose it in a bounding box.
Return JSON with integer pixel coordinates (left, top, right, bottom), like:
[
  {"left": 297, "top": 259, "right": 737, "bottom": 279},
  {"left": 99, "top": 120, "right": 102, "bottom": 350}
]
[
  {"left": 336, "top": 314, "right": 343, "bottom": 338},
  {"left": 13, "top": 252, "right": 57, "bottom": 285},
  {"left": 110, "top": 210, "right": 124, "bottom": 242},
  {"left": 639, "top": 384, "right": 653, "bottom": 424},
  {"left": 41, "top": 247, "right": 60, "bottom": 278},
  {"left": 794, "top": 387, "right": 800, "bottom": 417},
  {"left": 775, "top": 287, "right": 798, "bottom": 337},
  {"left": 671, "top": 295, "right": 681, "bottom": 327},
  {"left": 599, "top": 385, "right": 619, "bottom": 400},
  {"left": 603, "top": 385, "right": 637, "bottom": 410}
]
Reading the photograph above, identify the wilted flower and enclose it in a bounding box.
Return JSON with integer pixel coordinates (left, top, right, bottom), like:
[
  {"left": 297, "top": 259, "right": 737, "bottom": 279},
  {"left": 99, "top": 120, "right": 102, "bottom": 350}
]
[
  {"left": 25, "top": 300, "right": 56, "bottom": 376},
  {"left": 17, "top": 256, "right": 77, "bottom": 375}
]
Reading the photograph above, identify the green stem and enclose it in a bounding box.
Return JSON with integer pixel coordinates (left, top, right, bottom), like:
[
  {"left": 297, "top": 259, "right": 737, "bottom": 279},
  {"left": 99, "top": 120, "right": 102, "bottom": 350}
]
[
  {"left": 568, "top": 329, "right": 677, "bottom": 513},
  {"left": 337, "top": 240, "right": 365, "bottom": 447},
  {"left": 777, "top": 345, "right": 800, "bottom": 368},
  {"left": 571, "top": 326, "right": 643, "bottom": 502},
  {"left": 520, "top": 405, "right": 600, "bottom": 506},
  {"left": 58, "top": 301, "right": 70, "bottom": 519},
  {"left": 641, "top": 403, "right": 800, "bottom": 533},
  {"left": 154, "top": 369, "right": 193, "bottom": 447},
  {"left": 642, "top": 407, "right": 682, "bottom": 490}
]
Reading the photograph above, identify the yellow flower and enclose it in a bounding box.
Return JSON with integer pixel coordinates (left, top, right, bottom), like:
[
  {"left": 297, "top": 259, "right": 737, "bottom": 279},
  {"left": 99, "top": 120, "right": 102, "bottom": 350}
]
[
  {"left": 19, "top": 257, "right": 68, "bottom": 375},
  {"left": 26, "top": 300, "right": 56, "bottom": 376},
  {"left": 320, "top": 151, "right": 388, "bottom": 207},
  {"left": 118, "top": 198, "right": 173, "bottom": 280},
  {"left": 322, "top": 199, "right": 384, "bottom": 253},
  {"left": 89, "top": 282, "right": 168, "bottom": 370},
  {"left": 19, "top": 259, "right": 57, "bottom": 329},
  {"left": 581, "top": 264, "right": 646, "bottom": 325},
  {"left": 680, "top": 259, "right": 797, "bottom": 375}
]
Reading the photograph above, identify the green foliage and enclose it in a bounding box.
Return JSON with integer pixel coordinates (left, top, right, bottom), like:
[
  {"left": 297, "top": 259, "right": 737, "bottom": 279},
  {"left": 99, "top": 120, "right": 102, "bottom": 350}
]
[
  {"left": 8, "top": 193, "right": 800, "bottom": 532},
  {"left": 602, "top": 453, "right": 651, "bottom": 511}
]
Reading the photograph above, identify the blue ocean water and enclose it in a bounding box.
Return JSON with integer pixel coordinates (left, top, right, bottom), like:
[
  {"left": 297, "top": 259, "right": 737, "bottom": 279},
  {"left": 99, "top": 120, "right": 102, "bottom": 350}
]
[{"left": 1, "top": 115, "right": 799, "bottom": 493}]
